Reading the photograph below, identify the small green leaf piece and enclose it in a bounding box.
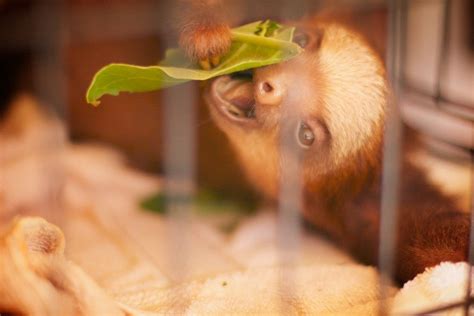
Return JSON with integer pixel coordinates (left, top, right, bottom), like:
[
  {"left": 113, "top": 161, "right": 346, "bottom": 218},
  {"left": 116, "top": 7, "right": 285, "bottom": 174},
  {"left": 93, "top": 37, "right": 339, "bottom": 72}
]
[
  {"left": 255, "top": 20, "right": 282, "bottom": 37},
  {"left": 141, "top": 188, "right": 258, "bottom": 215},
  {"left": 86, "top": 20, "right": 302, "bottom": 105},
  {"left": 140, "top": 193, "right": 167, "bottom": 214}
]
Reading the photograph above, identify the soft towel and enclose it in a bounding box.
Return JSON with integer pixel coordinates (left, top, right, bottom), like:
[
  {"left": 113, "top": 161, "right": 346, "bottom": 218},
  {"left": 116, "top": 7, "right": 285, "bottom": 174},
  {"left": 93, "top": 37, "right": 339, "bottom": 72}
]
[{"left": 0, "top": 94, "right": 472, "bottom": 315}]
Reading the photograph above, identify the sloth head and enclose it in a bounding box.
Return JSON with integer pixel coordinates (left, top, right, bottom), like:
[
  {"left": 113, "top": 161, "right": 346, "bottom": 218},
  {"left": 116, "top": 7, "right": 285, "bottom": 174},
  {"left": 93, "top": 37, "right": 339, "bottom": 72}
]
[{"left": 205, "top": 21, "right": 388, "bottom": 199}]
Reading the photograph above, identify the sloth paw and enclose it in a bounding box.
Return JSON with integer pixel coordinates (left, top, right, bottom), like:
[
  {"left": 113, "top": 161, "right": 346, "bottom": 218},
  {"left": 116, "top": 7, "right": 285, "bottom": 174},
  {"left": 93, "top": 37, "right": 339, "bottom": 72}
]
[{"left": 179, "top": 22, "right": 232, "bottom": 69}]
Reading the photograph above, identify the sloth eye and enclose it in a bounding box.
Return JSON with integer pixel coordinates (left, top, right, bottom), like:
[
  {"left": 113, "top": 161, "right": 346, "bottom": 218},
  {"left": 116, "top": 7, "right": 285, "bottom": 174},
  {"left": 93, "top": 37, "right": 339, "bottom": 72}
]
[
  {"left": 293, "top": 29, "right": 309, "bottom": 48},
  {"left": 297, "top": 122, "right": 315, "bottom": 148}
]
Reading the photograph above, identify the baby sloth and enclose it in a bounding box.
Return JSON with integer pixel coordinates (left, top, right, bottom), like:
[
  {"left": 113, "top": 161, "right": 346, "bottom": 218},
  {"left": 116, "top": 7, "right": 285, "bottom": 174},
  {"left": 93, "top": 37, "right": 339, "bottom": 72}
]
[{"left": 180, "top": 6, "right": 469, "bottom": 283}]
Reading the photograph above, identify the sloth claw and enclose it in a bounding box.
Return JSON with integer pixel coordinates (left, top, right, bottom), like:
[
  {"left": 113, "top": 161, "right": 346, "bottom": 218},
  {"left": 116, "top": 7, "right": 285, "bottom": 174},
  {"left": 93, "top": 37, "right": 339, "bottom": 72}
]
[
  {"left": 199, "top": 56, "right": 222, "bottom": 70},
  {"left": 199, "top": 59, "right": 212, "bottom": 70},
  {"left": 211, "top": 56, "right": 221, "bottom": 67}
]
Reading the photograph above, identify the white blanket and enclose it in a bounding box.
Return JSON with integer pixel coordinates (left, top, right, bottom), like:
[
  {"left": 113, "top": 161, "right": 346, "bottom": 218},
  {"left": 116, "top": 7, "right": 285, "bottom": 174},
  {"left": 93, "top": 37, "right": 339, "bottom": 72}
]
[{"left": 1, "top": 94, "right": 472, "bottom": 315}]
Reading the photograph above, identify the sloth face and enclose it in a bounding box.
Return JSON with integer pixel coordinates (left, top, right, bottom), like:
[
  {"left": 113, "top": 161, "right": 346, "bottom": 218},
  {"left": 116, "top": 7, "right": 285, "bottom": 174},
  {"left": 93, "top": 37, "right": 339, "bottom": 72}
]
[{"left": 205, "top": 22, "right": 387, "bottom": 198}]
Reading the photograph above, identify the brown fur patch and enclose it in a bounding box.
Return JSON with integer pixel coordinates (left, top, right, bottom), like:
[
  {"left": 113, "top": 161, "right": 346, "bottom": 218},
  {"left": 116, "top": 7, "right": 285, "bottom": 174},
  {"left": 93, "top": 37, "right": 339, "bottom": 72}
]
[
  {"left": 203, "top": 10, "right": 470, "bottom": 285},
  {"left": 177, "top": 0, "right": 232, "bottom": 61}
]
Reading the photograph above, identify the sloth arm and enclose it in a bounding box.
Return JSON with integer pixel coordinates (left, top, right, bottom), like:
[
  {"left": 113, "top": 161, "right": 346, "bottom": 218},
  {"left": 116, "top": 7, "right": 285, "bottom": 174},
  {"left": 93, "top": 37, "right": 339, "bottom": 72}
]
[
  {"left": 341, "top": 160, "right": 469, "bottom": 283},
  {"left": 176, "top": 0, "right": 242, "bottom": 63}
]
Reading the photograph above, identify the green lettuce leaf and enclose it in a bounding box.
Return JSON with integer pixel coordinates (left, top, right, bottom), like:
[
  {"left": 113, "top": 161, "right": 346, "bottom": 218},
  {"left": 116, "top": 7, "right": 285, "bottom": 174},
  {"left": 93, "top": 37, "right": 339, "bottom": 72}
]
[{"left": 86, "top": 20, "right": 302, "bottom": 106}]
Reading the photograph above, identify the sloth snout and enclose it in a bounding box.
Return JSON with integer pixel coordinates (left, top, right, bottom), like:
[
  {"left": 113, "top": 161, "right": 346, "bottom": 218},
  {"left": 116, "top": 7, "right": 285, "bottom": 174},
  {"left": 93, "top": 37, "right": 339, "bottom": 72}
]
[{"left": 255, "top": 77, "right": 285, "bottom": 106}]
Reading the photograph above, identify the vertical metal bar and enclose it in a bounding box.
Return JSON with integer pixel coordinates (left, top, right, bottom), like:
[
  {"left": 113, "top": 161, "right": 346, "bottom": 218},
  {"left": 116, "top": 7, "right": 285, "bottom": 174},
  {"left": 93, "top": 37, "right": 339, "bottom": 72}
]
[
  {"left": 434, "top": 0, "right": 451, "bottom": 107},
  {"left": 277, "top": 109, "right": 303, "bottom": 315},
  {"left": 31, "top": 0, "right": 68, "bottom": 224},
  {"left": 464, "top": 147, "right": 474, "bottom": 314},
  {"left": 378, "top": 0, "right": 403, "bottom": 314},
  {"left": 469, "top": 0, "right": 474, "bottom": 51},
  {"left": 156, "top": 0, "right": 197, "bottom": 290},
  {"left": 32, "top": 0, "right": 68, "bottom": 122},
  {"left": 276, "top": 2, "right": 308, "bottom": 313},
  {"left": 162, "top": 81, "right": 197, "bottom": 284},
  {"left": 464, "top": 0, "right": 474, "bottom": 312}
]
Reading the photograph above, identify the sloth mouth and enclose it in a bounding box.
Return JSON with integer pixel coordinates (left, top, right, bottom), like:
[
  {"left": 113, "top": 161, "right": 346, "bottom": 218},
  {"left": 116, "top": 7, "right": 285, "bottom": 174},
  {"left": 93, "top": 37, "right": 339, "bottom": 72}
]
[{"left": 208, "top": 71, "right": 257, "bottom": 124}]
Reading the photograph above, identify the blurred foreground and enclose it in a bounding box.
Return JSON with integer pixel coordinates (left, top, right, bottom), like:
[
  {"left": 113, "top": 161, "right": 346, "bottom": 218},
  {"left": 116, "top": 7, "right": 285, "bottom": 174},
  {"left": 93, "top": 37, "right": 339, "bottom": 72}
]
[{"left": 0, "top": 93, "right": 472, "bottom": 315}]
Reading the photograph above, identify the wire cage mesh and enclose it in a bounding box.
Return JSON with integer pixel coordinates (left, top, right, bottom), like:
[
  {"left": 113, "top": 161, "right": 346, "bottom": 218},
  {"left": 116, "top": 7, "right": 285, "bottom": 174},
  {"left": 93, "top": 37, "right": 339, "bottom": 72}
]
[
  {"left": 0, "top": 0, "right": 472, "bottom": 315},
  {"left": 394, "top": 0, "right": 474, "bottom": 314}
]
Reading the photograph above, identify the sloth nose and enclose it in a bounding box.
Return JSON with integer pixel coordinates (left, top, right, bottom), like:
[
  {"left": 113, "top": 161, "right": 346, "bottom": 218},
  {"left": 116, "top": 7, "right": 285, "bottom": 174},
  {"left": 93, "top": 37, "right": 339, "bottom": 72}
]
[{"left": 255, "top": 78, "right": 285, "bottom": 106}]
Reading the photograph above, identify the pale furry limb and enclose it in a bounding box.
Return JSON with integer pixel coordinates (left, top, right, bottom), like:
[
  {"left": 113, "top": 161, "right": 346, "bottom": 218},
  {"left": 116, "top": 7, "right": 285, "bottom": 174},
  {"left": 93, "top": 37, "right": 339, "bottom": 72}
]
[{"left": 0, "top": 216, "right": 125, "bottom": 316}]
